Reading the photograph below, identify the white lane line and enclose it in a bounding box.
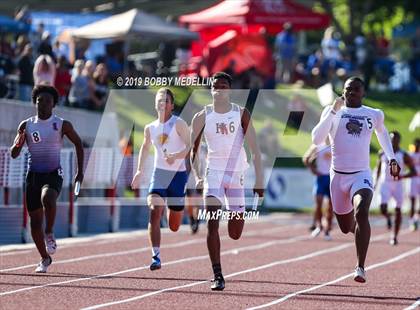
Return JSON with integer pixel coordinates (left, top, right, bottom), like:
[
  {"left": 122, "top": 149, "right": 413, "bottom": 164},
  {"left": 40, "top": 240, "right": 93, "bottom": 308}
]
[
  {"left": 0, "top": 214, "right": 294, "bottom": 254},
  {"left": 247, "top": 246, "right": 420, "bottom": 309},
  {"left": 0, "top": 224, "right": 302, "bottom": 273},
  {"left": 0, "top": 227, "right": 309, "bottom": 296},
  {"left": 79, "top": 230, "right": 400, "bottom": 310},
  {"left": 403, "top": 298, "right": 420, "bottom": 310}
]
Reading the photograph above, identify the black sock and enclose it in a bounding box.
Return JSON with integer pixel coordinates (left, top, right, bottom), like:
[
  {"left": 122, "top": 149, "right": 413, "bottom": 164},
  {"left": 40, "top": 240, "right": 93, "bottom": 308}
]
[{"left": 212, "top": 263, "right": 222, "bottom": 277}]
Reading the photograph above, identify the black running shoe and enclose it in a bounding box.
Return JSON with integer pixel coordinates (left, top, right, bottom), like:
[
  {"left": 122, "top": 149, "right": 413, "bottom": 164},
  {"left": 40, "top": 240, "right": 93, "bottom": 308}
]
[
  {"left": 191, "top": 219, "right": 199, "bottom": 234},
  {"left": 150, "top": 255, "right": 161, "bottom": 271},
  {"left": 211, "top": 274, "right": 225, "bottom": 291}
]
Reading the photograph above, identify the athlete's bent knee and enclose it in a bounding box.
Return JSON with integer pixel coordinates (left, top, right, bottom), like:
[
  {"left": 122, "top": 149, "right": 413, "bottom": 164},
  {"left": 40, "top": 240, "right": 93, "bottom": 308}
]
[
  {"left": 169, "top": 222, "right": 180, "bottom": 232},
  {"left": 340, "top": 226, "right": 352, "bottom": 234},
  {"left": 228, "top": 231, "right": 242, "bottom": 240}
]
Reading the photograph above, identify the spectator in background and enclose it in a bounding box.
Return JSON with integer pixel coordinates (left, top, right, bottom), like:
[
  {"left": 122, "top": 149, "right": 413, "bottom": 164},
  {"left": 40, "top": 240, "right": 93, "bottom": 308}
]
[
  {"left": 376, "top": 30, "right": 389, "bottom": 58},
  {"left": 175, "top": 41, "right": 192, "bottom": 73},
  {"left": 306, "top": 48, "right": 324, "bottom": 87},
  {"left": 354, "top": 33, "right": 367, "bottom": 70},
  {"left": 15, "top": 34, "right": 30, "bottom": 56},
  {"left": 71, "top": 59, "right": 84, "bottom": 78},
  {"left": 0, "top": 42, "right": 15, "bottom": 75},
  {"left": 38, "top": 31, "right": 54, "bottom": 59},
  {"left": 321, "top": 27, "right": 342, "bottom": 61},
  {"left": 93, "top": 63, "right": 109, "bottom": 111},
  {"left": 361, "top": 34, "right": 376, "bottom": 91},
  {"left": 274, "top": 22, "right": 296, "bottom": 84},
  {"left": 69, "top": 59, "right": 90, "bottom": 109},
  {"left": 31, "top": 22, "right": 44, "bottom": 56},
  {"left": 321, "top": 27, "right": 342, "bottom": 80},
  {"left": 54, "top": 55, "right": 71, "bottom": 105},
  {"left": 158, "top": 15, "right": 176, "bottom": 73},
  {"left": 33, "top": 54, "right": 55, "bottom": 85},
  {"left": 53, "top": 40, "right": 67, "bottom": 60},
  {"left": 0, "top": 35, "right": 14, "bottom": 57},
  {"left": 411, "top": 26, "right": 420, "bottom": 86},
  {"left": 17, "top": 43, "right": 34, "bottom": 102},
  {"left": 79, "top": 60, "right": 101, "bottom": 110},
  {"left": 69, "top": 60, "right": 101, "bottom": 110}
]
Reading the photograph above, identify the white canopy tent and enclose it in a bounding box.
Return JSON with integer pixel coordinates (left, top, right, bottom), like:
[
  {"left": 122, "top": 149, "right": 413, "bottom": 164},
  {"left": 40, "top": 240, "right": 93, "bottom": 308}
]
[{"left": 71, "top": 8, "right": 198, "bottom": 41}]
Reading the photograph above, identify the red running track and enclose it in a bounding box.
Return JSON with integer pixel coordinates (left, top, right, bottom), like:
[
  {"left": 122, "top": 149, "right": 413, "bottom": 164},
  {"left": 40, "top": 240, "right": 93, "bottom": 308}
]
[{"left": 0, "top": 214, "right": 419, "bottom": 309}]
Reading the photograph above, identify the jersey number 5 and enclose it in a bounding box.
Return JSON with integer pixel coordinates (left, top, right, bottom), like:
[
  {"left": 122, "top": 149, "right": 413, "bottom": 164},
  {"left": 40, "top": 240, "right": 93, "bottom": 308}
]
[
  {"left": 31, "top": 131, "right": 42, "bottom": 143},
  {"left": 366, "top": 118, "right": 373, "bottom": 130}
]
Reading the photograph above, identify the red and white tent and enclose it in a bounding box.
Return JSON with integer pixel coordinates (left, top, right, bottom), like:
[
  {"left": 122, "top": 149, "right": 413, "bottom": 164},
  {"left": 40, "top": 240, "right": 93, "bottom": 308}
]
[{"left": 179, "top": 0, "right": 330, "bottom": 34}]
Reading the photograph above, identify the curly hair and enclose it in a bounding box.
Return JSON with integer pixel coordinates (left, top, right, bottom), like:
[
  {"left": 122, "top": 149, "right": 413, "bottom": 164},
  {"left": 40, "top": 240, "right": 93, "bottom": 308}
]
[{"left": 31, "top": 85, "right": 59, "bottom": 106}]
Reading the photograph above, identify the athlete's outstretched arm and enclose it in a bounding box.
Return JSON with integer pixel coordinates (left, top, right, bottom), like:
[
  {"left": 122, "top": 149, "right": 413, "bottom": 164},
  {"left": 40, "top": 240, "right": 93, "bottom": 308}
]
[
  {"left": 63, "top": 120, "right": 84, "bottom": 183},
  {"left": 190, "top": 110, "right": 205, "bottom": 186},
  {"left": 242, "top": 108, "right": 264, "bottom": 197},
  {"left": 131, "top": 126, "right": 151, "bottom": 189},
  {"left": 10, "top": 121, "right": 27, "bottom": 159}
]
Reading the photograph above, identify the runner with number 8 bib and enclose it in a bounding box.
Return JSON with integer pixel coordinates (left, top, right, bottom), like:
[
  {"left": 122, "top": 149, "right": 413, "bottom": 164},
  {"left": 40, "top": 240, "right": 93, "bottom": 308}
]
[{"left": 10, "top": 85, "right": 84, "bottom": 273}]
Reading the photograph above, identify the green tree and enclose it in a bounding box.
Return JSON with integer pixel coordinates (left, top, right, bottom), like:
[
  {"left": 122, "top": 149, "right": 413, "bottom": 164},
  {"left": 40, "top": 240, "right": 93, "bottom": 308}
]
[{"left": 316, "top": 0, "right": 420, "bottom": 41}]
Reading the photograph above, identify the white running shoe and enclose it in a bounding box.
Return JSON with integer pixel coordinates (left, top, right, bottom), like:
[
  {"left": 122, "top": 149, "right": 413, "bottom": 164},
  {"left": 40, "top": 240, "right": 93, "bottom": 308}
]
[
  {"left": 353, "top": 266, "right": 366, "bottom": 283},
  {"left": 45, "top": 233, "right": 57, "bottom": 255},
  {"left": 35, "top": 256, "right": 52, "bottom": 273},
  {"left": 324, "top": 231, "right": 332, "bottom": 241},
  {"left": 389, "top": 236, "right": 398, "bottom": 246},
  {"left": 311, "top": 227, "right": 322, "bottom": 238}
]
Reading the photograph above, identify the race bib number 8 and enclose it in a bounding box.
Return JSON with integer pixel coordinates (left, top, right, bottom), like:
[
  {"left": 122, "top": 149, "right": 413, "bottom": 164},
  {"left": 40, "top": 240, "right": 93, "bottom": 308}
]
[{"left": 31, "top": 131, "right": 42, "bottom": 143}]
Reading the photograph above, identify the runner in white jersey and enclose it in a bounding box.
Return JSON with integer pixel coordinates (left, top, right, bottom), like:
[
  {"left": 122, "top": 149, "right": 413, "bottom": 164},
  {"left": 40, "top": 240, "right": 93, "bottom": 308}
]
[
  {"left": 191, "top": 72, "right": 264, "bottom": 291},
  {"left": 312, "top": 77, "right": 400, "bottom": 283},
  {"left": 10, "top": 85, "right": 84, "bottom": 273},
  {"left": 375, "top": 131, "right": 416, "bottom": 245},
  {"left": 131, "top": 88, "right": 190, "bottom": 271},
  {"left": 303, "top": 138, "right": 333, "bottom": 240},
  {"left": 409, "top": 138, "right": 420, "bottom": 230}
]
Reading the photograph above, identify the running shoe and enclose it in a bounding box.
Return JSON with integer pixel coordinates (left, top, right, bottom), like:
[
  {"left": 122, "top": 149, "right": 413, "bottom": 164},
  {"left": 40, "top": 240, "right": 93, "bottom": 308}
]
[
  {"left": 35, "top": 256, "right": 52, "bottom": 273},
  {"left": 311, "top": 227, "right": 322, "bottom": 238},
  {"left": 45, "top": 233, "right": 57, "bottom": 255},
  {"left": 150, "top": 255, "right": 161, "bottom": 271},
  {"left": 191, "top": 218, "right": 199, "bottom": 234},
  {"left": 324, "top": 231, "right": 332, "bottom": 241},
  {"left": 389, "top": 236, "right": 398, "bottom": 246},
  {"left": 211, "top": 274, "right": 225, "bottom": 291},
  {"left": 353, "top": 266, "right": 366, "bottom": 283}
]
